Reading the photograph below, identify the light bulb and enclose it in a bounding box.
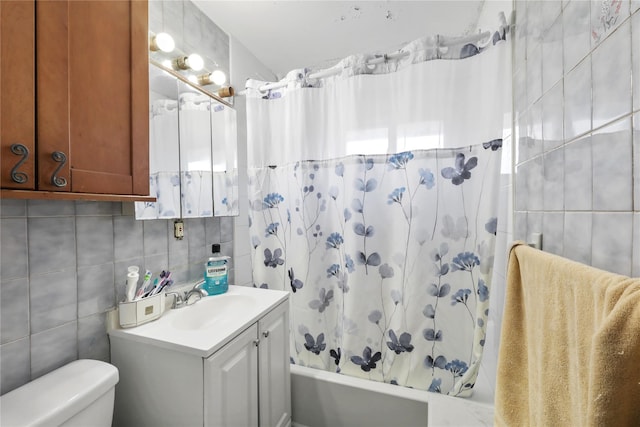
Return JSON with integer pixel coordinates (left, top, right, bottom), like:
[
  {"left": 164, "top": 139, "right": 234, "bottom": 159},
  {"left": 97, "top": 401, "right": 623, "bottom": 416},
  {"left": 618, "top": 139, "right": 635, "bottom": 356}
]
[
  {"left": 156, "top": 32, "right": 175, "bottom": 52},
  {"left": 211, "top": 70, "right": 226, "bottom": 85},
  {"left": 187, "top": 75, "right": 198, "bottom": 84},
  {"left": 150, "top": 32, "right": 175, "bottom": 53},
  {"left": 186, "top": 54, "right": 204, "bottom": 71},
  {"left": 162, "top": 59, "right": 172, "bottom": 69}
]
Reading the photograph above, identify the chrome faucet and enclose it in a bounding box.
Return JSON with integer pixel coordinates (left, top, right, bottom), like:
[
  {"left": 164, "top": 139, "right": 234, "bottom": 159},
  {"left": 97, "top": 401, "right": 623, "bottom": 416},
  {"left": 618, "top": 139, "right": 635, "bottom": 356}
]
[
  {"left": 166, "top": 282, "right": 208, "bottom": 309},
  {"left": 185, "top": 282, "right": 208, "bottom": 306},
  {"left": 166, "top": 291, "right": 185, "bottom": 309}
]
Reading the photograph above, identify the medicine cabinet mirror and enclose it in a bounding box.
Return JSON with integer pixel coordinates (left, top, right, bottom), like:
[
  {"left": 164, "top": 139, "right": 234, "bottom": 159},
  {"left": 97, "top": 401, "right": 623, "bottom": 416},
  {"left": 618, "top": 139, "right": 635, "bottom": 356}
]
[{"left": 136, "top": 64, "right": 238, "bottom": 219}]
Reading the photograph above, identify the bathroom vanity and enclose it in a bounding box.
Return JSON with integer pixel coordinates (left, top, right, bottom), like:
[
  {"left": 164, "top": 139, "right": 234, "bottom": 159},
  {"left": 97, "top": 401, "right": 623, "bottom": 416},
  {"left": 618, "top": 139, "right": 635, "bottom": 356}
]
[{"left": 108, "top": 285, "right": 290, "bottom": 427}]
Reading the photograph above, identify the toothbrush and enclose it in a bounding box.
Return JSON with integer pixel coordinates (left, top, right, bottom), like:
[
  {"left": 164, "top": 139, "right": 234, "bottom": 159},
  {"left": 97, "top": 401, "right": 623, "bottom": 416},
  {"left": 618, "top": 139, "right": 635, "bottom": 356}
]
[
  {"left": 154, "top": 279, "right": 173, "bottom": 295},
  {"left": 143, "top": 278, "right": 160, "bottom": 298},
  {"left": 149, "top": 272, "right": 167, "bottom": 296},
  {"left": 134, "top": 270, "right": 152, "bottom": 300},
  {"left": 151, "top": 271, "right": 172, "bottom": 295}
]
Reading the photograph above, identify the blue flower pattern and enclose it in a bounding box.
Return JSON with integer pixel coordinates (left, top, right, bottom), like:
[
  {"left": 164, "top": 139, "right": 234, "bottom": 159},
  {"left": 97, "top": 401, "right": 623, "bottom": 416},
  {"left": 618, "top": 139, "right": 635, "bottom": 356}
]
[{"left": 441, "top": 153, "right": 478, "bottom": 185}]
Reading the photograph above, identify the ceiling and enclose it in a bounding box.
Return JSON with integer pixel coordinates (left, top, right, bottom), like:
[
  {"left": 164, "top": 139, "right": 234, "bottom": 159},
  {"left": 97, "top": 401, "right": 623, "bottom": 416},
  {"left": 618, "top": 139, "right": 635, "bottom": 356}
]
[{"left": 193, "top": 1, "right": 487, "bottom": 79}]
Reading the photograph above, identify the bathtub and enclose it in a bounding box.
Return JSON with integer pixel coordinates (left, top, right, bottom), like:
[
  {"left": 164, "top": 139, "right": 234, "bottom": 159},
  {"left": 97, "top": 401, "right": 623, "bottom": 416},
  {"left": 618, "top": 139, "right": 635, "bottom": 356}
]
[{"left": 290, "top": 364, "right": 429, "bottom": 427}]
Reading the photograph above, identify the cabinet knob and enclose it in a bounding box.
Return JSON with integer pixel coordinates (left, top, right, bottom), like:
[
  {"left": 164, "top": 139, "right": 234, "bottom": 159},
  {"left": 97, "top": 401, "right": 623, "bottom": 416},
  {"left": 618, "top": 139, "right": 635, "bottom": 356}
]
[
  {"left": 262, "top": 331, "right": 270, "bottom": 338},
  {"left": 50, "top": 151, "right": 68, "bottom": 187},
  {"left": 9, "top": 144, "right": 29, "bottom": 184},
  {"left": 253, "top": 339, "right": 260, "bottom": 347}
]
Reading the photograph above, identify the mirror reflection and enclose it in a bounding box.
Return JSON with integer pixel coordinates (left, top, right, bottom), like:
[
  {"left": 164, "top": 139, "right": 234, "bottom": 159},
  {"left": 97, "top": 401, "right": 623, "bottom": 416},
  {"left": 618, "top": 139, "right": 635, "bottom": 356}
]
[
  {"left": 211, "top": 99, "right": 238, "bottom": 216},
  {"left": 136, "top": 64, "right": 238, "bottom": 219},
  {"left": 179, "top": 82, "right": 213, "bottom": 218}
]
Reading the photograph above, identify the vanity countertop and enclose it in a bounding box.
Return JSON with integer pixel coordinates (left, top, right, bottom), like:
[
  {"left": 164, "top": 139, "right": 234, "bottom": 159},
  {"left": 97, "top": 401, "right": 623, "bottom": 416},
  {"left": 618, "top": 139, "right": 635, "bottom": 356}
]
[{"left": 108, "top": 285, "right": 288, "bottom": 358}]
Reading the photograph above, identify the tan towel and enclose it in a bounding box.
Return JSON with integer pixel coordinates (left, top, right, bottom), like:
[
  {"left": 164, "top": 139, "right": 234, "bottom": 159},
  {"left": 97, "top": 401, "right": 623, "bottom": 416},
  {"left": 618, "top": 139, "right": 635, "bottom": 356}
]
[{"left": 495, "top": 242, "right": 640, "bottom": 427}]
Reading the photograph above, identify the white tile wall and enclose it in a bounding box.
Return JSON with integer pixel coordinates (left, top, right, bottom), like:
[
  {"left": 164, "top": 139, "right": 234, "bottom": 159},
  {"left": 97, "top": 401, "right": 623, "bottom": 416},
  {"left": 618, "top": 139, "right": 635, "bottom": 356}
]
[
  {"left": 591, "top": 118, "right": 633, "bottom": 211},
  {"left": 516, "top": 113, "right": 531, "bottom": 163},
  {"left": 563, "top": 212, "right": 593, "bottom": 265},
  {"left": 591, "top": 213, "right": 633, "bottom": 275},
  {"left": 634, "top": 112, "right": 640, "bottom": 210},
  {"left": 529, "top": 100, "right": 544, "bottom": 155},
  {"left": 543, "top": 147, "right": 564, "bottom": 211},
  {"left": 542, "top": 212, "right": 564, "bottom": 255},
  {"left": 633, "top": 13, "right": 640, "bottom": 112},
  {"left": 633, "top": 213, "right": 640, "bottom": 276},
  {"left": 591, "top": 21, "right": 632, "bottom": 129},
  {"left": 563, "top": 57, "right": 591, "bottom": 141},
  {"left": 527, "top": 1, "right": 544, "bottom": 41},
  {"left": 514, "top": 212, "right": 527, "bottom": 241},
  {"left": 526, "top": 42, "right": 543, "bottom": 105},
  {"left": 542, "top": 16, "right": 563, "bottom": 93},
  {"left": 515, "top": 0, "right": 638, "bottom": 278},
  {"left": 542, "top": 81, "right": 564, "bottom": 151},
  {"left": 563, "top": 0, "right": 591, "bottom": 73},
  {"left": 514, "top": 1, "right": 527, "bottom": 73},
  {"left": 541, "top": 0, "right": 562, "bottom": 34},
  {"left": 525, "top": 156, "right": 544, "bottom": 211},
  {"left": 563, "top": 134, "right": 593, "bottom": 211}
]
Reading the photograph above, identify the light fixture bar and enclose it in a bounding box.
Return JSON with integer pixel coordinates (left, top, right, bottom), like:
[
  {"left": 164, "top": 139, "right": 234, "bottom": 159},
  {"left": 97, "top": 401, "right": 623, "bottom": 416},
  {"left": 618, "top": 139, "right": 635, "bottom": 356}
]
[{"left": 149, "top": 59, "right": 234, "bottom": 107}]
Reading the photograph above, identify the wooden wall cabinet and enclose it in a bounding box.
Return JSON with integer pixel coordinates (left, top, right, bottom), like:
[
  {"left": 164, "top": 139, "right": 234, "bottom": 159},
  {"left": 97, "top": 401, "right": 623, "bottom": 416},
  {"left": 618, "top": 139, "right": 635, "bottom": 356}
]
[{"left": 0, "top": 0, "right": 151, "bottom": 201}]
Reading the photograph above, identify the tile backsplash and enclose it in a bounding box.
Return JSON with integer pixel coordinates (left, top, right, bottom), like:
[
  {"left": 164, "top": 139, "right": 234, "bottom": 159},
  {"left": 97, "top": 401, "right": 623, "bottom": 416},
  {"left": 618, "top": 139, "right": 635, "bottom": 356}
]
[{"left": 0, "top": 199, "right": 233, "bottom": 394}]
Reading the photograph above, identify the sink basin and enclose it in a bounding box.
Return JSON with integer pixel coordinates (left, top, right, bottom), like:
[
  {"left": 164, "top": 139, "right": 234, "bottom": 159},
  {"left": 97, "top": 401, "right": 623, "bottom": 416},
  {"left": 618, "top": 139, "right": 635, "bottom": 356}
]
[
  {"left": 108, "top": 285, "right": 289, "bottom": 357},
  {"left": 171, "top": 294, "right": 257, "bottom": 330}
]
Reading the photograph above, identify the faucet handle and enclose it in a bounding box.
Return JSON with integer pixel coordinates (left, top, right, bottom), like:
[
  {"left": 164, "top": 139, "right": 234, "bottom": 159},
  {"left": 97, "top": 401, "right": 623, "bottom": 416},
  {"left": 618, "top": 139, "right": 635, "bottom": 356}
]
[
  {"left": 185, "top": 287, "right": 208, "bottom": 306},
  {"left": 166, "top": 291, "right": 185, "bottom": 309}
]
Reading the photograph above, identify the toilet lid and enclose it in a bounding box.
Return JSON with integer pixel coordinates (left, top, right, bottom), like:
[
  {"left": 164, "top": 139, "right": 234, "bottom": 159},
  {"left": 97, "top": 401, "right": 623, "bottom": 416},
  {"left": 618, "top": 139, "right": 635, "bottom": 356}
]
[{"left": 0, "top": 360, "right": 119, "bottom": 427}]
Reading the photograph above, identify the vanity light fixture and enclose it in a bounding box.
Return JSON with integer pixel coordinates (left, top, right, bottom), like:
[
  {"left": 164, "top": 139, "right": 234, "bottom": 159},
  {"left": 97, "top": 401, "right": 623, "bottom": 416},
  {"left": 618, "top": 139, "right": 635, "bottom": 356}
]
[
  {"left": 197, "top": 70, "right": 226, "bottom": 86},
  {"left": 211, "top": 70, "right": 226, "bottom": 85},
  {"left": 197, "top": 73, "right": 213, "bottom": 86},
  {"left": 173, "top": 53, "right": 204, "bottom": 71},
  {"left": 149, "top": 32, "right": 175, "bottom": 53}
]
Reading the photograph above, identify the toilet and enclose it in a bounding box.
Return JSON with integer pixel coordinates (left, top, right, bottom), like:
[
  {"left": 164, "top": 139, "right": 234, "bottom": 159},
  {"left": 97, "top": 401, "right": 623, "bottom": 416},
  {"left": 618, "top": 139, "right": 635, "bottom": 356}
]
[{"left": 0, "top": 359, "right": 119, "bottom": 427}]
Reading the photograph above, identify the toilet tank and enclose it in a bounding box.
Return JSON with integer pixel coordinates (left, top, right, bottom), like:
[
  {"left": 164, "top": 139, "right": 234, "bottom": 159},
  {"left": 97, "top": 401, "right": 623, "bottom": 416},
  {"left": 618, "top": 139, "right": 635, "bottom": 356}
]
[{"left": 0, "top": 359, "right": 119, "bottom": 427}]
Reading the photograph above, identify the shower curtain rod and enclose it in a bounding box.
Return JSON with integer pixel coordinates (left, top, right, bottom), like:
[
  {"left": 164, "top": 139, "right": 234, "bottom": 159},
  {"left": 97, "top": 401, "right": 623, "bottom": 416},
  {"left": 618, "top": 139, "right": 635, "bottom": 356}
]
[{"left": 254, "top": 29, "right": 493, "bottom": 93}]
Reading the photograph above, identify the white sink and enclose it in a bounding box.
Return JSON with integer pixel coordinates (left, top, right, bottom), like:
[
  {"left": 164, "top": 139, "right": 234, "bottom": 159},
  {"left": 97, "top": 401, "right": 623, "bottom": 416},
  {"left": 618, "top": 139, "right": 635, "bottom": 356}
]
[
  {"left": 171, "top": 293, "right": 257, "bottom": 330},
  {"left": 108, "top": 285, "right": 289, "bottom": 357}
]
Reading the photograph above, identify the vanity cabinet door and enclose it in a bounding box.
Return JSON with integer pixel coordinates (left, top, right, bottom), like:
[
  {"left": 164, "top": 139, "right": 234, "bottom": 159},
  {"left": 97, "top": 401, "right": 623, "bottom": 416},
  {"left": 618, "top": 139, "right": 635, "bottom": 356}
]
[
  {"left": 258, "top": 302, "right": 291, "bottom": 427},
  {"left": 205, "top": 323, "right": 259, "bottom": 427}
]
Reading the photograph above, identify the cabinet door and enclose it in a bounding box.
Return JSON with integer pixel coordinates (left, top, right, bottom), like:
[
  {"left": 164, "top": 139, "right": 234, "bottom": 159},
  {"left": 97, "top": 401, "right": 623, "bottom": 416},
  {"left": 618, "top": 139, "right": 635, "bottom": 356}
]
[
  {"left": 205, "top": 324, "right": 259, "bottom": 427},
  {"left": 1, "top": 1, "right": 36, "bottom": 189},
  {"left": 36, "top": 0, "right": 149, "bottom": 195},
  {"left": 259, "top": 302, "right": 291, "bottom": 427}
]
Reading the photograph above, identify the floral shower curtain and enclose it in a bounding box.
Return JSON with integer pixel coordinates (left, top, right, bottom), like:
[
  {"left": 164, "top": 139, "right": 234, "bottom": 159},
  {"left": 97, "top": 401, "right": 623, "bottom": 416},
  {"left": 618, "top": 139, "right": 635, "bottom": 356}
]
[
  {"left": 136, "top": 98, "right": 181, "bottom": 219},
  {"left": 246, "top": 32, "right": 510, "bottom": 397}
]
